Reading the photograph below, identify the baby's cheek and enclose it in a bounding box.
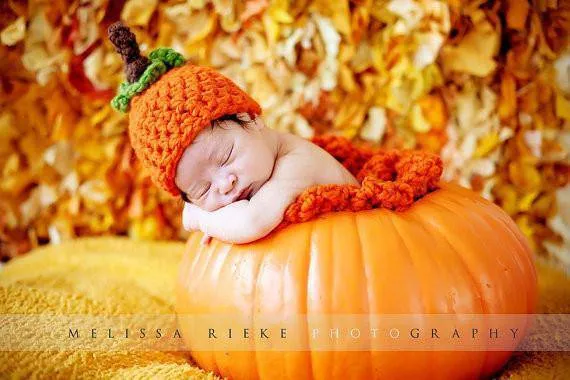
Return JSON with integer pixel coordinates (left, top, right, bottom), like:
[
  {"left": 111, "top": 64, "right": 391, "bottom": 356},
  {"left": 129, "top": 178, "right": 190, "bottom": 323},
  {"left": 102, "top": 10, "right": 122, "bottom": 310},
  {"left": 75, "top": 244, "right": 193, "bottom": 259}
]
[
  {"left": 194, "top": 198, "right": 211, "bottom": 212},
  {"left": 202, "top": 200, "right": 217, "bottom": 212},
  {"left": 202, "top": 198, "right": 225, "bottom": 212}
]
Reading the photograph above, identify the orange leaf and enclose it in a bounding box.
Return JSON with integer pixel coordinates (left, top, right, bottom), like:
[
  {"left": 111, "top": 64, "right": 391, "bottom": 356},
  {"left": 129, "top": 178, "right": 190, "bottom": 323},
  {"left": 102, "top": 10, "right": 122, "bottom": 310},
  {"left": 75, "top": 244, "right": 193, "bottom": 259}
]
[
  {"left": 498, "top": 72, "right": 517, "bottom": 120},
  {"left": 506, "top": 0, "right": 529, "bottom": 30}
]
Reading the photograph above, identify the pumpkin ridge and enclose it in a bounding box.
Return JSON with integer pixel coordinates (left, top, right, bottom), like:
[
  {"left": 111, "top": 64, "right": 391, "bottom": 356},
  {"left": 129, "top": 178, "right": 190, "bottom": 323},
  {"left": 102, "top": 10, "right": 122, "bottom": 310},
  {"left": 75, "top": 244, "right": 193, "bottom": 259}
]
[
  {"left": 429, "top": 193, "right": 533, "bottom": 375},
  {"left": 385, "top": 214, "right": 439, "bottom": 373},
  {"left": 251, "top": 245, "right": 268, "bottom": 379},
  {"left": 416, "top": 196, "right": 498, "bottom": 368},
  {"left": 407, "top": 210, "right": 462, "bottom": 313},
  {"left": 423, "top": 192, "right": 517, "bottom": 375},
  {"left": 351, "top": 212, "right": 374, "bottom": 372},
  {"left": 452, "top": 195, "right": 539, "bottom": 375},
  {"left": 477, "top": 198, "right": 538, "bottom": 313},
  {"left": 350, "top": 212, "right": 371, "bottom": 317},
  {"left": 209, "top": 240, "right": 227, "bottom": 378},
  {"left": 411, "top": 201, "right": 488, "bottom": 314},
  {"left": 304, "top": 220, "right": 316, "bottom": 380},
  {"left": 459, "top": 191, "right": 538, "bottom": 306},
  {"left": 407, "top": 204, "right": 489, "bottom": 377},
  {"left": 385, "top": 215, "right": 426, "bottom": 312},
  {"left": 279, "top": 224, "right": 306, "bottom": 379},
  {"left": 328, "top": 219, "right": 337, "bottom": 379},
  {"left": 427, "top": 196, "right": 503, "bottom": 308},
  {"left": 435, "top": 192, "right": 527, "bottom": 313}
]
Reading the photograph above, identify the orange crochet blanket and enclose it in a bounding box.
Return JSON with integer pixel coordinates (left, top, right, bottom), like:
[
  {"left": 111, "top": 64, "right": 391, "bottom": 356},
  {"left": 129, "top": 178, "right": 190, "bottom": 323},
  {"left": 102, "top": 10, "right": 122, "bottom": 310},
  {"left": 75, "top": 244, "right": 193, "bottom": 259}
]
[{"left": 278, "top": 135, "right": 444, "bottom": 229}]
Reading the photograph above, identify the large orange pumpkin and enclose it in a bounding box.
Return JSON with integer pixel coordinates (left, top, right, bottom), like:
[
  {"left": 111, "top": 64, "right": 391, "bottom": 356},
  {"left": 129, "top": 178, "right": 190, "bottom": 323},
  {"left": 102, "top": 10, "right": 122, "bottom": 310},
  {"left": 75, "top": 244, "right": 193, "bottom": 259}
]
[{"left": 175, "top": 136, "right": 538, "bottom": 380}]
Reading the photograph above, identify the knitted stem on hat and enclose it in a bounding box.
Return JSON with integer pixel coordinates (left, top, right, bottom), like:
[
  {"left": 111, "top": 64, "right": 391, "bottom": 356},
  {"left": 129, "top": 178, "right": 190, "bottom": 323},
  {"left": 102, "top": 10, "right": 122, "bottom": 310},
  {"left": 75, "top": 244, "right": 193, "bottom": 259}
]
[
  {"left": 111, "top": 47, "right": 186, "bottom": 113},
  {"left": 274, "top": 135, "right": 443, "bottom": 231},
  {"left": 108, "top": 21, "right": 150, "bottom": 83}
]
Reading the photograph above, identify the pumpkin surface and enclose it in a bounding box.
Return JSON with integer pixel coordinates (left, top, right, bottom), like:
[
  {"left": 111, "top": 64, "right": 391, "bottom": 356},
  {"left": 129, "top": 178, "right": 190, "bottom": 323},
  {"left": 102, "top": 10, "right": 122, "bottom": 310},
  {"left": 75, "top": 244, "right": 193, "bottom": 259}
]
[{"left": 175, "top": 181, "right": 538, "bottom": 380}]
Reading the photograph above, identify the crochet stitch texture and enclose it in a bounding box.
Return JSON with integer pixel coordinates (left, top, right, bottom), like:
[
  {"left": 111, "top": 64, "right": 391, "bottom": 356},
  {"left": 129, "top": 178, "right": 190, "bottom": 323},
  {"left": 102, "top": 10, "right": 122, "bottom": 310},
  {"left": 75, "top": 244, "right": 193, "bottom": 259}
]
[
  {"left": 127, "top": 63, "right": 262, "bottom": 196},
  {"left": 277, "top": 135, "right": 443, "bottom": 230}
]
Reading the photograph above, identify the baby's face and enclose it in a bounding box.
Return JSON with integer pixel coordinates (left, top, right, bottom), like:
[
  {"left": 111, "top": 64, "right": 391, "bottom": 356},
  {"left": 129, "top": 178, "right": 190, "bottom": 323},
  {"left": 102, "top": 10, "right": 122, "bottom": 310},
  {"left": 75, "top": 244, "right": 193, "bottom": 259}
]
[{"left": 175, "top": 114, "right": 276, "bottom": 212}]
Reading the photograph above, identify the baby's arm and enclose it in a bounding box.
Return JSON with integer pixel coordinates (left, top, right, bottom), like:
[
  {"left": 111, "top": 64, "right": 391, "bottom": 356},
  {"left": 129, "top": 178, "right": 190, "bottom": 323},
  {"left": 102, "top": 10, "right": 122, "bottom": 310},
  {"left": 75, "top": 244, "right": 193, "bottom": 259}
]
[{"left": 185, "top": 178, "right": 306, "bottom": 244}]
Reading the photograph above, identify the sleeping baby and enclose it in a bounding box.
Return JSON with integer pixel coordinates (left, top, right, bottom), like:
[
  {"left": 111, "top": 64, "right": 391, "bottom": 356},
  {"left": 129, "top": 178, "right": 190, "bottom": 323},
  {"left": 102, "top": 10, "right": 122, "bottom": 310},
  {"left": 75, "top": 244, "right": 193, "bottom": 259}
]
[
  {"left": 106, "top": 21, "right": 357, "bottom": 245},
  {"left": 176, "top": 113, "right": 358, "bottom": 245}
]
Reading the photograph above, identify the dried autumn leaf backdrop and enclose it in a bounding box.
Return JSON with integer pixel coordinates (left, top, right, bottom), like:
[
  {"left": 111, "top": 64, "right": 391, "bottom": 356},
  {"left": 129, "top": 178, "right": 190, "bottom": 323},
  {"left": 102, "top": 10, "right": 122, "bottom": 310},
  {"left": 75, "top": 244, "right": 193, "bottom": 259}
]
[{"left": 0, "top": 0, "right": 568, "bottom": 270}]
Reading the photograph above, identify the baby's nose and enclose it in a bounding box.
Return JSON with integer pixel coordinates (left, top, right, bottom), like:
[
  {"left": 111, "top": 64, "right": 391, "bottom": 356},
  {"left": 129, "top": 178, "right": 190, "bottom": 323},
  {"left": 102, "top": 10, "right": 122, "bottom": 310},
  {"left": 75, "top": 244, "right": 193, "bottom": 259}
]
[{"left": 218, "top": 174, "right": 237, "bottom": 195}]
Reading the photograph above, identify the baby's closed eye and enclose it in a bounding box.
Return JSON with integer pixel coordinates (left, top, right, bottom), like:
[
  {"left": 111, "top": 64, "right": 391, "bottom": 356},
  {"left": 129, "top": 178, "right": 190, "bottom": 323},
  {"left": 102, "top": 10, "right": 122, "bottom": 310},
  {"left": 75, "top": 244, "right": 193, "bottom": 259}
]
[
  {"left": 219, "top": 144, "right": 234, "bottom": 166},
  {"left": 184, "top": 183, "right": 210, "bottom": 203},
  {"left": 198, "top": 184, "right": 211, "bottom": 198}
]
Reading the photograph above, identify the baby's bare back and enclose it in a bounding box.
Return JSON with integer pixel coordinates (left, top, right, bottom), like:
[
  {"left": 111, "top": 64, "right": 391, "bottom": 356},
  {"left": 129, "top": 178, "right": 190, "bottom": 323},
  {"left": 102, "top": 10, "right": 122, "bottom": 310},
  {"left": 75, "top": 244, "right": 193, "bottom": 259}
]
[{"left": 266, "top": 132, "right": 359, "bottom": 196}]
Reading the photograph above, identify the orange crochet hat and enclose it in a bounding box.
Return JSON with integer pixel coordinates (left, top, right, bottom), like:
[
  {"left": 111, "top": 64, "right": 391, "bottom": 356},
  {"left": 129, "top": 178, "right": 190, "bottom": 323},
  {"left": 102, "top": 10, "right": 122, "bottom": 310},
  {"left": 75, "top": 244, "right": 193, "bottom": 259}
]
[{"left": 108, "top": 22, "right": 262, "bottom": 196}]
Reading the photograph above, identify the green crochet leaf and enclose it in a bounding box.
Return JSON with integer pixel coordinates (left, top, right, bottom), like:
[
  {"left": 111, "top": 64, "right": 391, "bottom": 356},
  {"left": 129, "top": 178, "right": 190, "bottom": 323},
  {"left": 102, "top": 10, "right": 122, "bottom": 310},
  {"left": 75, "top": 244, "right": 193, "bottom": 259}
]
[
  {"left": 148, "top": 47, "right": 186, "bottom": 68},
  {"left": 111, "top": 47, "right": 187, "bottom": 113}
]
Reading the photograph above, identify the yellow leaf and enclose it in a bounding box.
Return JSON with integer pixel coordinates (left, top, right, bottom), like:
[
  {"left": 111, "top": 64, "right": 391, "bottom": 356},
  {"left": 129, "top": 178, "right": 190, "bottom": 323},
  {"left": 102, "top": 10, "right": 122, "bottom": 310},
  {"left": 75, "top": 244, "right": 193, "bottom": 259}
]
[
  {"left": 77, "top": 160, "right": 97, "bottom": 178},
  {"left": 1, "top": 170, "right": 34, "bottom": 194},
  {"left": 410, "top": 104, "right": 431, "bottom": 133},
  {"left": 532, "top": 194, "right": 555, "bottom": 218},
  {"left": 339, "top": 64, "right": 356, "bottom": 92},
  {"left": 518, "top": 191, "right": 539, "bottom": 212},
  {"left": 350, "top": 41, "right": 374, "bottom": 72},
  {"left": 19, "top": 133, "right": 46, "bottom": 169},
  {"left": 418, "top": 93, "right": 448, "bottom": 130},
  {"left": 508, "top": 162, "right": 542, "bottom": 192},
  {"left": 2, "top": 153, "right": 20, "bottom": 177},
  {"left": 270, "top": 8, "right": 293, "bottom": 23},
  {"left": 121, "top": 0, "right": 159, "bottom": 26},
  {"left": 495, "top": 184, "right": 518, "bottom": 215},
  {"left": 515, "top": 215, "right": 535, "bottom": 243},
  {"left": 267, "top": 0, "right": 293, "bottom": 25},
  {"left": 440, "top": 16, "right": 499, "bottom": 77},
  {"left": 310, "top": 0, "right": 351, "bottom": 36},
  {"left": 474, "top": 132, "right": 500, "bottom": 158},
  {"left": 334, "top": 95, "right": 367, "bottom": 131},
  {"left": 188, "top": 0, "right": 208, "bottom": 9},
  {"left": 262, "top": 13, "right": 280, "bottom": 46},
  {"left": 1, "top": 16, "right": 26, "bottom": 46},
  {"left": 0, "top": 111, "right": 17, "bottom": 138},
  {"left": 556, "top": 91, "right": 570, "bottom": 121},
  {"left": 338, "top": 43, "right": 355, "bottom": 63},
  {"left": 79, "top": 140, "right": 105, "bottom": 161},
  {"left": 129, "top": 217, "right": 159, "bottom": 240},
  {"left": 89, "top": 105, "right": 112, "bottom": 126}
]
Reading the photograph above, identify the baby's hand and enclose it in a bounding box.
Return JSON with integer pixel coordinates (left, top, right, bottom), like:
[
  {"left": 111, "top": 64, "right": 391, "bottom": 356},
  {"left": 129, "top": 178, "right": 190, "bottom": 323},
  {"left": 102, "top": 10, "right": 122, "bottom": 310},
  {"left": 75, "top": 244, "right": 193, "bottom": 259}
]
[
  {"left": 183, "top": 202, "right": 212, "bottom": 246},
  {"left": 182, "top": 202, "right": 201, "bottom": 231}
]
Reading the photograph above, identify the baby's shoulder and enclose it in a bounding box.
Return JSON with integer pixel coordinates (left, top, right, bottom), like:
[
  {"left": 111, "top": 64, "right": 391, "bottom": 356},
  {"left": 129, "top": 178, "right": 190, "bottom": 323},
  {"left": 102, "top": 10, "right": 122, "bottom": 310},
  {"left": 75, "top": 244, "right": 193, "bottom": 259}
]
[
  {"left": 277, "top": 132, "right": 326, "bottom": 158},
  {"left": 275, "top": 133, "right": 322, "bottom": 164},
  {"left": 264, "top": 134, "right": 313, "bottom": 179},
  {"left": 271, "top": 132, "right": 357, "bottom": 185}
]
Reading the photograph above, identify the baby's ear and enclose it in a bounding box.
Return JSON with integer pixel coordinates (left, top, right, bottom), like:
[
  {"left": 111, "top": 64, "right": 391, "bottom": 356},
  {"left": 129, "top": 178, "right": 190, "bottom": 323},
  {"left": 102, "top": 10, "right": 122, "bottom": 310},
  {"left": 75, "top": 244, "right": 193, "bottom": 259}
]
[
  {"left": 236, "top": 112, "right": 252, "bottom": 121},
  {"left": 249, "top": 114, "right": 265, "bottom": 131},
  {"left": 237, "top": 112, "right": 264, "bottom": 130}
]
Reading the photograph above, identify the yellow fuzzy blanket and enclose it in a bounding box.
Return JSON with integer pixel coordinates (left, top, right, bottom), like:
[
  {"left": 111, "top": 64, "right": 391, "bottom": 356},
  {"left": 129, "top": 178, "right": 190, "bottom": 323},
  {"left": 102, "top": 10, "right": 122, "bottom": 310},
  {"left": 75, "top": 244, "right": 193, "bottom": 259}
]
[{"left": 0, "top": 237, "right": 568, "bottom": 379}]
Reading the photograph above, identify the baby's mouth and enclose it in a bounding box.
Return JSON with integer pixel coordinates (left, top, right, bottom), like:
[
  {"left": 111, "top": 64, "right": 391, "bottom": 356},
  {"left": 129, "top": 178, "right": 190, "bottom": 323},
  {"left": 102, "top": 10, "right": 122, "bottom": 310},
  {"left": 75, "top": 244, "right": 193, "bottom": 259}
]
[{"left": 236, "top": 185, "right": 253, "bottom": 201}]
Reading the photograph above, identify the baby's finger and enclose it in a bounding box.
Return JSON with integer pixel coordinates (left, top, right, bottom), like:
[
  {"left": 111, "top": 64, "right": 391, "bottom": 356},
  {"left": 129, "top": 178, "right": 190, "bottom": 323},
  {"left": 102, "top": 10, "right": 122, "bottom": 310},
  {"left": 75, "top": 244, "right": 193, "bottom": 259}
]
[
  {"left": 182, "top": 214, "right": 192, "bottom": 231},
  {"left": 182, "top": 203, "right": 195, "bottom": 231}
]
